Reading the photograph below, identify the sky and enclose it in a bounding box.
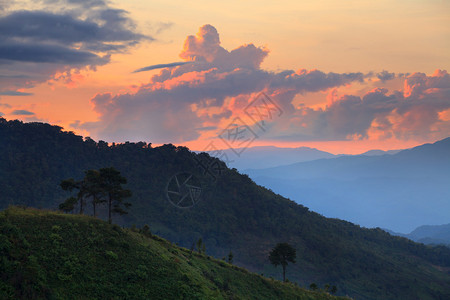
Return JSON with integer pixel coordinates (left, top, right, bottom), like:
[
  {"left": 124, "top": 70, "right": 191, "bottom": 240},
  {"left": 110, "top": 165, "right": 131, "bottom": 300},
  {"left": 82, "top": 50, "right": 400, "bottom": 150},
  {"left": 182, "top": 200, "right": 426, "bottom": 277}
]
[{"left": 1, "top": 0, "right": 449, "bottom": 154}]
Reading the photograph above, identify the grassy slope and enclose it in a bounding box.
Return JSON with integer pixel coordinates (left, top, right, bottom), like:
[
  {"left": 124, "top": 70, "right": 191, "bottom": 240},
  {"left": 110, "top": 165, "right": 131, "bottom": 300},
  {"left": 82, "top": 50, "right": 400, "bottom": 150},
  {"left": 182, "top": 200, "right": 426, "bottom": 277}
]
[{"left": 0, "top": 207, "right": 343, "bottom": 300}]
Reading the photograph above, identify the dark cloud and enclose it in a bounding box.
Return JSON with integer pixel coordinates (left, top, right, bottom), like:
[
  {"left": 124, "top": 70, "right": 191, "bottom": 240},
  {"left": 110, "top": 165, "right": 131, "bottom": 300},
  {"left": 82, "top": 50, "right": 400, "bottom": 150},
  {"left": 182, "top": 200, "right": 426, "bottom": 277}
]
[
  {"left": 377, "top": 70, "right": 396, "bottom": 82},
  {"left": 0, "top": 91, "right": 33, "bottom": 96},
  {"left": 11, "top": 109, "right": 35, "bottom": 115},
  {"left": 0, "top": 74, "right": 31, "bottom": 79},
  {"left": 0, "top": 0, "right": 150, "bottom": 93},
  {"left": 132, "top": 62, "right": 192, "bottom": 73},
  {"left": 0, "top": 10, "right": 147, "bottom": 52},
  {"left": 0, "top": 41, "right": 107, "bottom": 64}
]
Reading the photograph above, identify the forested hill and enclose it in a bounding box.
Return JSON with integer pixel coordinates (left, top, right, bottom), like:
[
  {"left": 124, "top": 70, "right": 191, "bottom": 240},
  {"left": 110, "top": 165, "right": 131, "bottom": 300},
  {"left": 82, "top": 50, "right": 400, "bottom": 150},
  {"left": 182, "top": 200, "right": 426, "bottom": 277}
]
[{"left": 1, "top": 118, "right": 450, "bottom": 299}]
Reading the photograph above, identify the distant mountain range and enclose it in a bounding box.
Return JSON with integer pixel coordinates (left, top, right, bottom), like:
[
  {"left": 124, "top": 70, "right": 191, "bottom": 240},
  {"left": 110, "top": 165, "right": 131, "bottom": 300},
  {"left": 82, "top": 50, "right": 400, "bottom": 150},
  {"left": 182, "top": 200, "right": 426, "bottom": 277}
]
[
  {"left": 359, "top": 149, "right": 402, "bottom": 156},
  {"left": 246, "top": 138, "right": 450, "bottom": 233},
  {"left": 208, "top": 146, "right": 336, "bottom": 170},
  {"left": 385, "top": 223, "right": 450, "bottom": 246},
  {"left": 205, "top": 146, "right": 402, "bottom": 171}
]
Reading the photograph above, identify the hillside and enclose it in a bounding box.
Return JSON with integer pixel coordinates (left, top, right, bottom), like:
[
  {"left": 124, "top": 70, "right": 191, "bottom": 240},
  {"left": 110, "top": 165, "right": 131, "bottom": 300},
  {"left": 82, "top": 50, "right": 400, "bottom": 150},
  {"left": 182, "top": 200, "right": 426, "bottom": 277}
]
[
  {"left": 246, "top": 138, "right": 450, "bottom": 232},
  {"left": 1, "top": 118, "right": 450, "bottom": 299},
  {"left": 0, "top": 206, "right": 341, "bottom": 300}
]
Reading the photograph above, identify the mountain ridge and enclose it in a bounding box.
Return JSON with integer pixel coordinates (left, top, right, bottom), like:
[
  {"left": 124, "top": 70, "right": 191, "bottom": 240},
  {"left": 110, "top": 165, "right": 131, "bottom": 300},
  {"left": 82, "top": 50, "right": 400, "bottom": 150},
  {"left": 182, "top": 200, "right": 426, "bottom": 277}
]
[{"left": 203, "top": 145, "right": 337, "bottom": 170}]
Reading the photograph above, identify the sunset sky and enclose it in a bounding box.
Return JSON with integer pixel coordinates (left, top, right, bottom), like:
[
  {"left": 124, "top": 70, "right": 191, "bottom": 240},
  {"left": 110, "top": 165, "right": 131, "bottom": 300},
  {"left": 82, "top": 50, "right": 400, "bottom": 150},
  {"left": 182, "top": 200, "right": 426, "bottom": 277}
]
[{"left": 1, "top": 0, "right": 449, "bottom": 154}]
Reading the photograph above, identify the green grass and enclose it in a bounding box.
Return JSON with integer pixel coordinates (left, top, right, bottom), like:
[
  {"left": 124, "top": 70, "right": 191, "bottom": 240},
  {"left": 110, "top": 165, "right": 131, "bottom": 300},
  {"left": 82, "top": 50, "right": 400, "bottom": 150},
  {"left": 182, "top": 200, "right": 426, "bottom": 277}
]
[{"left": 0, "top": 206, "right": 345, "bottom": 300}]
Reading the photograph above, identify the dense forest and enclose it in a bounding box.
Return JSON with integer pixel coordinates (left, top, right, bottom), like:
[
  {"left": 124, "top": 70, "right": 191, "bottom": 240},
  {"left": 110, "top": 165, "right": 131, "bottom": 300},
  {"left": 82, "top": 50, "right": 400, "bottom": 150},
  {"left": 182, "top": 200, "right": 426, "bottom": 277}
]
[{"left": 1, "top": 118, "right": 450, "bottom": 299}]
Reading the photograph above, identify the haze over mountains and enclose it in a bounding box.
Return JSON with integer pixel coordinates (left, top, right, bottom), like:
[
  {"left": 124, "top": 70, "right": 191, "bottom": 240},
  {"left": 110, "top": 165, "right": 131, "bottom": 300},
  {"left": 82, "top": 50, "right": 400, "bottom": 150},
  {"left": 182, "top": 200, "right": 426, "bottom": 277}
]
[
  {"left": 207, "top": 146, "right": 337, "bottom": 170},
  {"left": 245, "top": 138, "right": 450, "bottom": 233},
  {"left": 207, "top": 146, "right": 402, "bottom": 171}
]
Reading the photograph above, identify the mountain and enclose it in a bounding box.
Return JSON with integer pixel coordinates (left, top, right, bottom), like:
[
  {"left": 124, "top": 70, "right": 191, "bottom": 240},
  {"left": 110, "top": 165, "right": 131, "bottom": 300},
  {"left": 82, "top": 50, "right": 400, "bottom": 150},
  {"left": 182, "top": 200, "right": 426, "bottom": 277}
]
[
  {"left": 359, "top": 149, "right": 402, "bottom": 156},
  {"left": 204, "top": 146, "right": 336, "bottom": 170},
  {"left": 246, "top": 138, "right": 450, "bottom": 232},
  {"left": 204, "top": 146, "right": 401, "bottom": 173},
  {"left": 386, "top": 224, "right": 450, "bottom": 246},
  {"left": 0, "top": 206, "right": 341, "bottom": 300},
  {"left": 409, "top": 224, "right": 450, "bottom": 245},
  {"left": 1, "top": 118, "right": 450, "bottom": 299}
]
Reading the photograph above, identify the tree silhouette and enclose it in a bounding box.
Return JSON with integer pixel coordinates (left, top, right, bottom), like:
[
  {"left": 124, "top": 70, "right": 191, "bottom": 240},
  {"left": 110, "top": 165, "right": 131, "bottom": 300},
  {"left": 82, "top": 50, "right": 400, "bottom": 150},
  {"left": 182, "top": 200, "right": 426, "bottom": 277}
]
[
  {"left": 83, "top": 169, "right": 105, "bottom": 217},
  {"left": 196, "top": 238, "right": 204, "bottom": 253},
  {"left": 58, "top": 196, "right": 78, "bottom": 213},
  {"left": 269, "top": 242, "right": 296, "bottom": 282},
  {"left": 60, "top": 178, "right": 87, "bottom": 214},
  {"left": 99, "top": 167, "right": 132, "bottom": 224},
  {"left": 330, "top": 285, "right": 337, "bottom": 294},
  {"left": 60, "top": 167, "right": 131, "bottom": 222},
  {"left": 228, "top": 251, "right": 234, "bottom": 264}
]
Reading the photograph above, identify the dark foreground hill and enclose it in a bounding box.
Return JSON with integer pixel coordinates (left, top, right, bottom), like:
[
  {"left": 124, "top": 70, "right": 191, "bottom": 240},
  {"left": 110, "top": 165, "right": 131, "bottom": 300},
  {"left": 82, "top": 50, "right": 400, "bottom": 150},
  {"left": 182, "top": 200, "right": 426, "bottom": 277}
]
[
  {"left": 1, "top": 118, "right": 450, "bottom": 299},
  {"left": 0, "top": 207, "right": 341, "bottom": 300}
]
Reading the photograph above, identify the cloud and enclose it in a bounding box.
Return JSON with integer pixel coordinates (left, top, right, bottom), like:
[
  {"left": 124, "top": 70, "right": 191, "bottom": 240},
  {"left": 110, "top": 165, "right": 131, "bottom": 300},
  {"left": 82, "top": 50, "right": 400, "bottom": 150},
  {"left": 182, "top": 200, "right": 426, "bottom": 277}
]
[
  {"left": 11, "top": 109, "right": 35, "bottom": 116},
  {"left": 179, "top": 24, "right": 269, "bottom": 70},
  {"left": 132, "top": 62, "right": 192, "bottom": 73},
  {"left": 377, "top": 70, "right": 395, "bottom": 82},
  {"left": 79, "top": 25, "right": 366, "bottom": 143},
  {"left": 153, "top": 22, "right": 173, "bottom": 35},
  {"left": 0, "top": 0, "right": 149, "bottom": 94},
  {"left": 264, "top": 70, "right": 450, "bottom": 141},
  {"left": 77, "top": 25, "right": 450, "bottom": 144},
  {"left": 0, "top": 91, "right": 33, "bottom": 96}
]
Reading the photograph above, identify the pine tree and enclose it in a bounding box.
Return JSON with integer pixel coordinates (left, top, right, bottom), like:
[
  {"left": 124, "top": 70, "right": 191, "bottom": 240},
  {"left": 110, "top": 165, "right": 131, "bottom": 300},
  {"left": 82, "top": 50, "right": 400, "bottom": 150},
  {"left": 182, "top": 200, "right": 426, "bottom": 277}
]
[{"left": 268, "top": 242, "right": 296, "bottom": 282}]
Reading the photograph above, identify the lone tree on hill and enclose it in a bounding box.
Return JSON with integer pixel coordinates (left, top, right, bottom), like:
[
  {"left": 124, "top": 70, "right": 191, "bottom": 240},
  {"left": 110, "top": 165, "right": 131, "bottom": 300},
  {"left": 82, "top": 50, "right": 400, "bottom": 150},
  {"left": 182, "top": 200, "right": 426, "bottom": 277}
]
[
  {"left": 228, "top": 250, "right": 234, "bottom": 264},
  {"left": 269, "top": 242, "right": 296, "bottom": 282}
]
